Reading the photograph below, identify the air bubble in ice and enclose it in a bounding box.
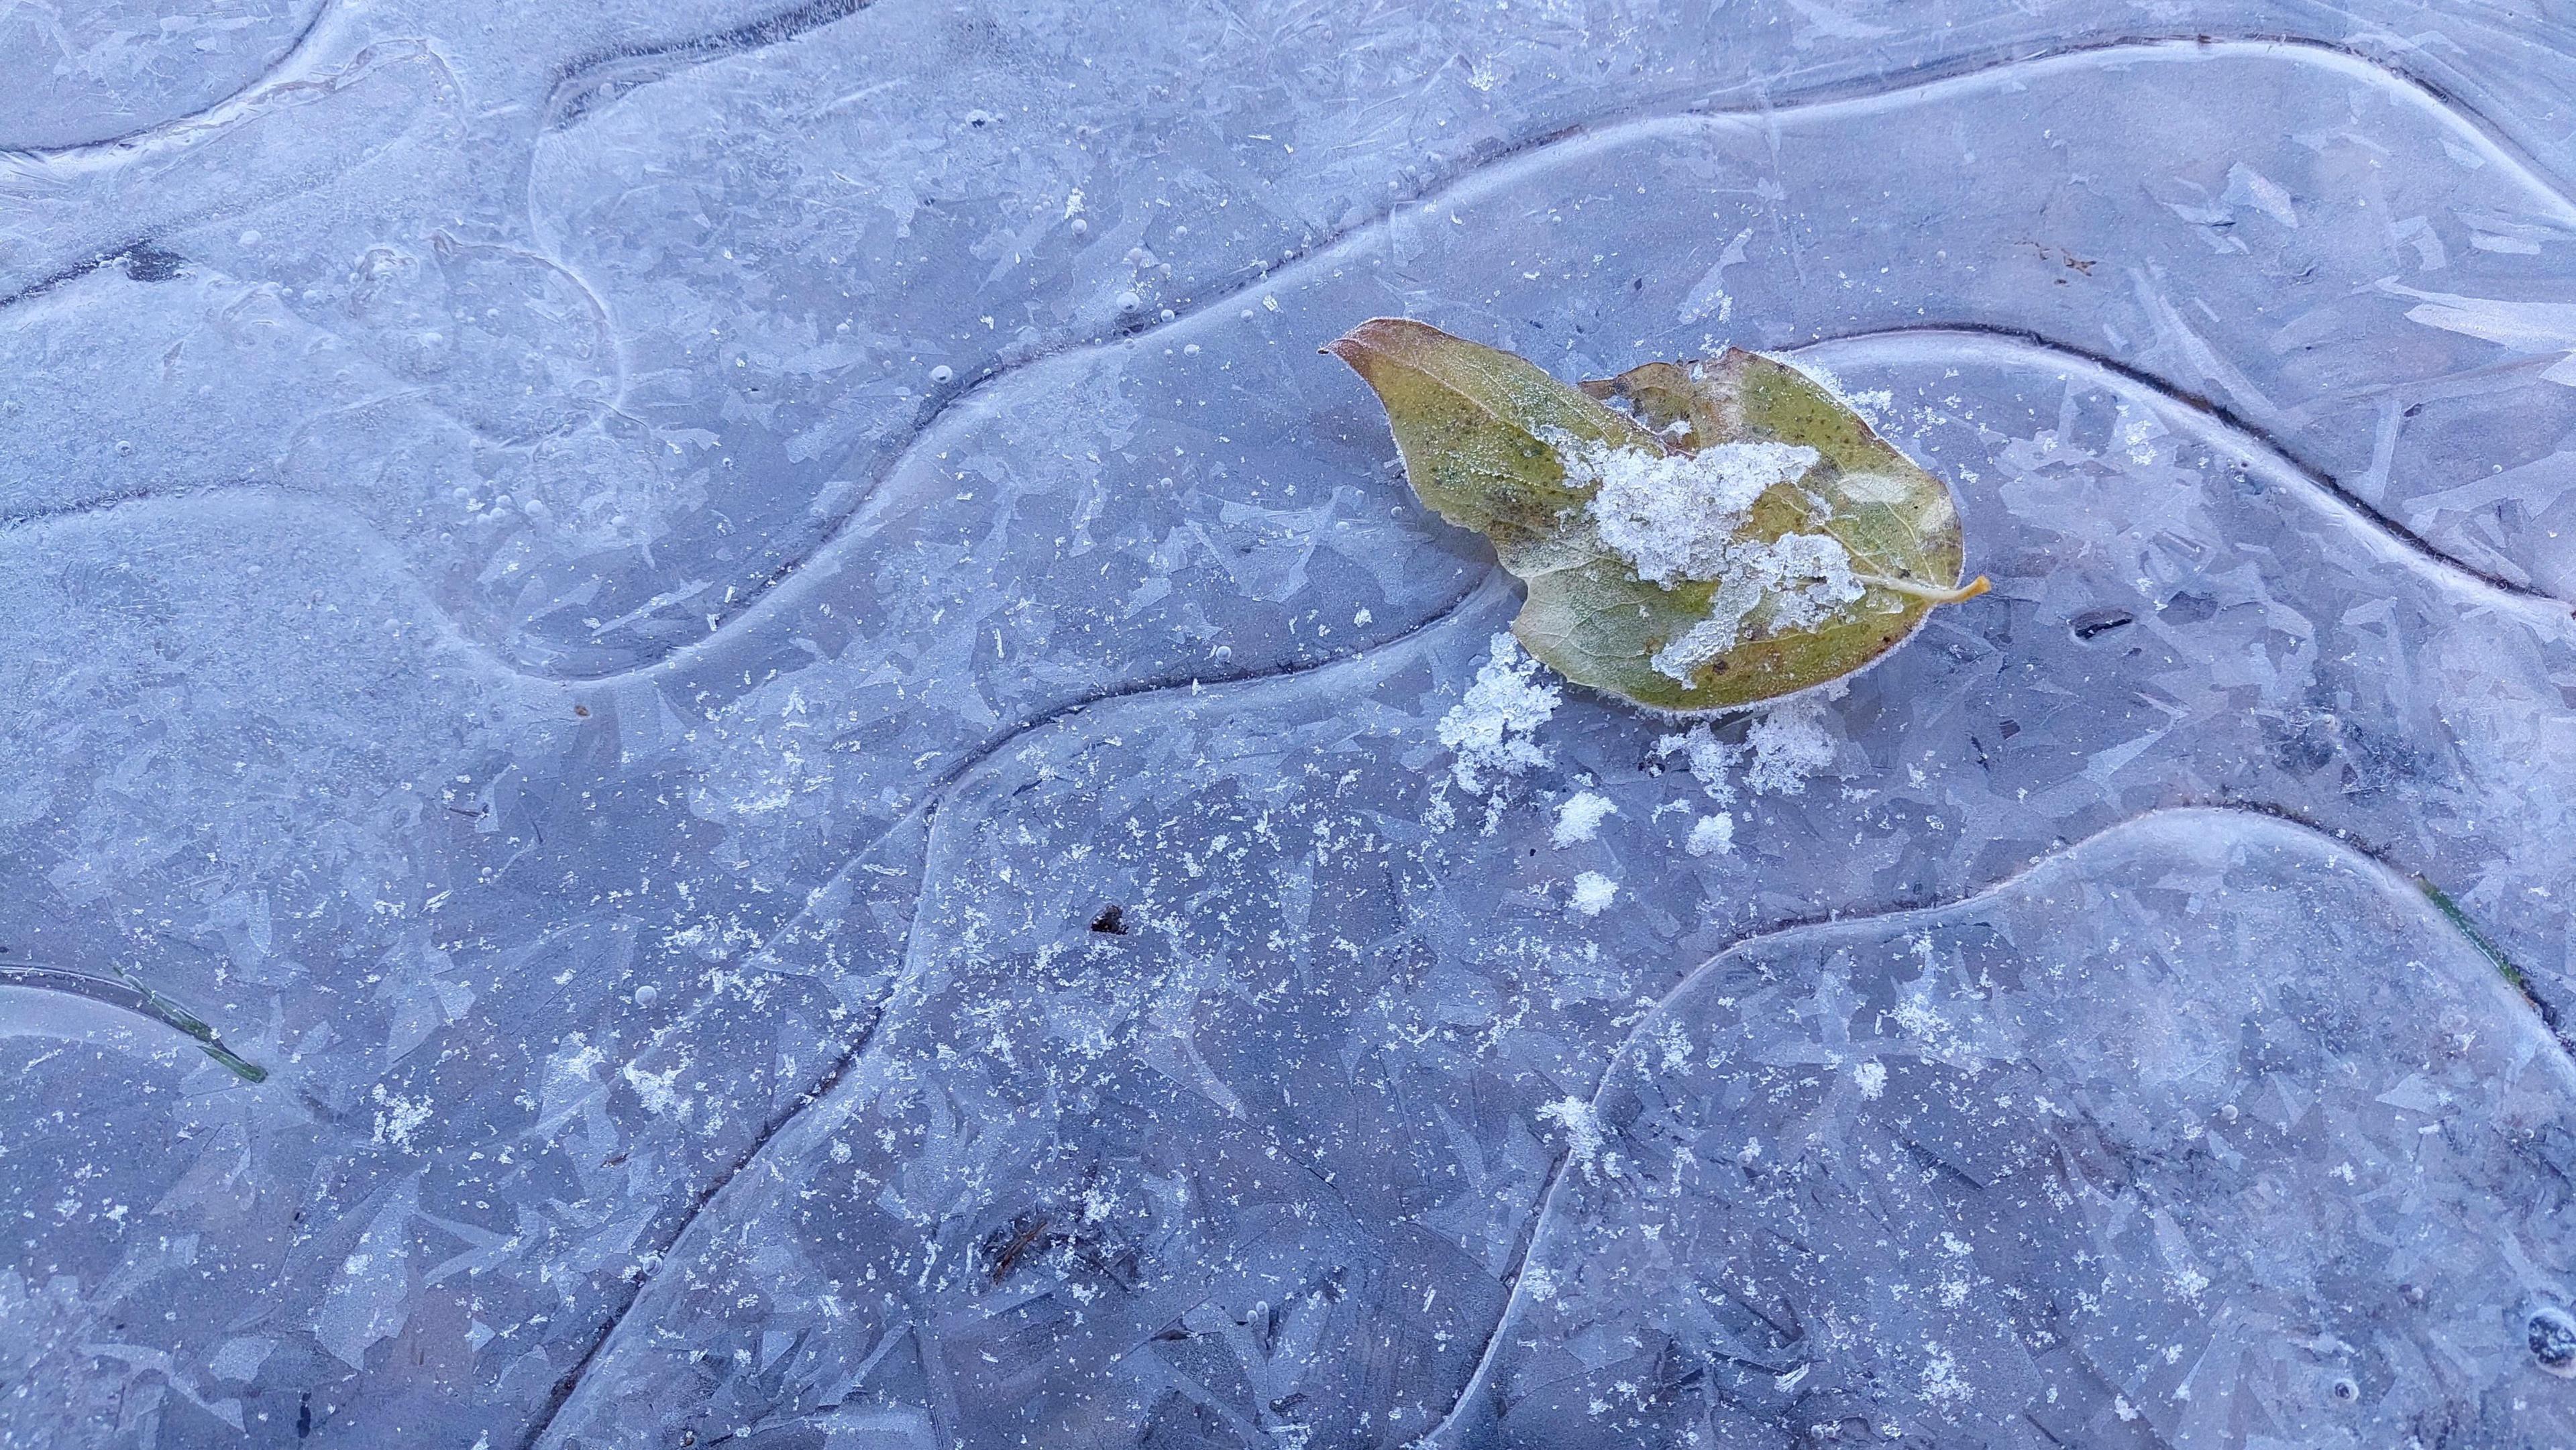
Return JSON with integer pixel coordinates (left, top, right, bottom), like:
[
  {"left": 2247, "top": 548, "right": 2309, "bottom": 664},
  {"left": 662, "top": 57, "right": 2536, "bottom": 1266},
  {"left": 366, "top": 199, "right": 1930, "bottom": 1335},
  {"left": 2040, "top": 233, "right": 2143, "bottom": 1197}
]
[{"left": 2529, "top": 1306, "right": 2576, "bottom": 1376}]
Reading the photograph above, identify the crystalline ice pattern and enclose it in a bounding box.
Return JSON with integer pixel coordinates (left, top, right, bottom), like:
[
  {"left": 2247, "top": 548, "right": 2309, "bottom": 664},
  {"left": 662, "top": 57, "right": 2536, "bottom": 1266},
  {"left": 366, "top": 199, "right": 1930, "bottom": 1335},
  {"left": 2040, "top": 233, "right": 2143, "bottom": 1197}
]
[{"left": 3, "top": 4, "right": 2575, "bottom": 1449}]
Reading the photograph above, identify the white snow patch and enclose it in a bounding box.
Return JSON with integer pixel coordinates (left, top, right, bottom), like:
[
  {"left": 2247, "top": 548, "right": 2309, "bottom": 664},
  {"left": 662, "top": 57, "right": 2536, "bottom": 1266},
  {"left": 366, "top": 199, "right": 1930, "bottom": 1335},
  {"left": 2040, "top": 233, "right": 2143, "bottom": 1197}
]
[
  {"left": 1657, "top": 724, "right": 1738, "bottom": 801},
  {"left": 1686, "top": 812, "right": 1734, "bottom": 856},
  {"left": 370, "top": 1084, "right": 433, "bottom": 1152},
  {"left": 1852, "top": 1060, "right": 1888, "bottom": 1099},
  {"left": 1835, "top": 470, "right": 1913, "bottom": 504},
  {"left": 1538, "top": 1095, "right": 1607, "bottom": 1174},
  {"left": 623, "top": 1059, "right": 690, "bottom": 1119},
  {"left": 1551, "top": 791, "right": 1617, "bottom": 846},
  {"left": 1920, "top": 1341, "right": 1974, "bottom": 1410},
  {"left": 1562, "top": 436, "right": 1819, "bottom": 587},
  {"left": 1648, "top": 532, "right": 1863, "bottom": 684},
  {"left": 1792, "top": 356, "right": 1889, "bottom": 427},
  {"left": 1744, "top": 699, "right": 1838, "bottom": 795},
  {"left": 1891, "top": 995, "right": 1947, "bottom": 1041},
  {"left": 1438, "top": 633, "right": 1558, "bottom": 793},
  {"left": 1554, "top": 430, "right": 1868, "bottom": 686},
  {"left": 1566, "top": 871, "right": 1619, "bottom": 917}
]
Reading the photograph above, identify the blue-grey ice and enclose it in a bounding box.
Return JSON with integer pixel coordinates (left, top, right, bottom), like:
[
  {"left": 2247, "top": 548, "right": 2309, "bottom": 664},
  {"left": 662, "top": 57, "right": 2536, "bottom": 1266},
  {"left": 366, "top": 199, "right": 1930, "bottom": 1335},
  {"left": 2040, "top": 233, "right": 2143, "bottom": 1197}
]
[{"left": 5, "top": 3, "right": 2576, "bottom": 1447}]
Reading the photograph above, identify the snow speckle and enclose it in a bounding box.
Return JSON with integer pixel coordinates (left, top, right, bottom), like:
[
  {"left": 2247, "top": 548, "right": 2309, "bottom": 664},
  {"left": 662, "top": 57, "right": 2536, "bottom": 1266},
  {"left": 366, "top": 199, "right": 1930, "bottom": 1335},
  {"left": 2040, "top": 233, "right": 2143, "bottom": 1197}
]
[
  {"left": 1920, "top": 1341, "right": 1974, "bottom": 1410},
  {"left": 1852, "top": 1059, "right": 1888, "bottom": 1099},
  {"left": 1567, "top": 871, "right": 1619, "bottom": 916},
  {"left": 1552, "top": 790, "right": 1617, "bottom": 846},
  {"left": 1686, "top": 812, "right": 1735, "bottom": 856},
  {"left": 1658, "top": 724, "right": 1738, "bottom": 802},
  {"left": 623, "top": 1059, "right": 690, "bottom": 1119},
  {"left": 1437, "top": 633, "right": 1558, "bottom": 793},
  {"left": 1744, "top": 698, "right": 1839, "bottom": 795},
  {"left": 1538, "top": 1095, "right": 1608, "bottom": 1174},
  {"left": 370, "top": 1085, "right": 433, "bottom": 1151}
]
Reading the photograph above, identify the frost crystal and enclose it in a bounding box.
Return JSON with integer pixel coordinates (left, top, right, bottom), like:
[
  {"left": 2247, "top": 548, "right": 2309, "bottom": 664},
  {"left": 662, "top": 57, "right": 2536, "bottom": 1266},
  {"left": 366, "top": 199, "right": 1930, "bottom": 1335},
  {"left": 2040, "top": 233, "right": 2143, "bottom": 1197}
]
[
  {"left": 1686, "top": 812, "right": 1735, "bottom": 856},
  {"left": 1567, "top": 871, "right": 1619, "bottom": 916},
  {"left": 1745, "top": 699, "right": 1838, "bottom": 795},
  {"left": 1567, "top": 437, "right": 1820, "bottom": 587},
  {"left": 1552, "top": 791, "right": 1617, "bottom": 846},
  {"left": 1437, "top": 633, "right": 1560, "bottom": 792},
  {"left": 1648, "top": 531, "right": 1865, "bottom": 684}
]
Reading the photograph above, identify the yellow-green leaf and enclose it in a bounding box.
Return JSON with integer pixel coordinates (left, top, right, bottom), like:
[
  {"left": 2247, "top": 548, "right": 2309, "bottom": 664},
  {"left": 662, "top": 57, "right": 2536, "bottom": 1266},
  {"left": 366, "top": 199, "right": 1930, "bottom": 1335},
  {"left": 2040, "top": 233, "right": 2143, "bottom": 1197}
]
[{"left": 1327, "top": 320, "right": 1985, "bottom": 713}]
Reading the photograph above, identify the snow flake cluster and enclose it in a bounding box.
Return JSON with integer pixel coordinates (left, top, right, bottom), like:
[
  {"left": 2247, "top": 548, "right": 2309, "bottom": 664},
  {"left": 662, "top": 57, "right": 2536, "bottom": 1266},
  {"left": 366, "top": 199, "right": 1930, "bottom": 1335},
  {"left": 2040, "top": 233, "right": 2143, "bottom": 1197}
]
[
  {"left": 1555, "top": 433, "right": 1867, "bottom": 683},
  {"left": 1648, "top": 533, "right": 1864, "bottom": 684},
  {"left": 1437, "top": 632, "right": 1560, "bottom": 793},
  {"left": 1564, "top": 435, "right": 1819, "bottom": 588},
  {"left": 1743, "top": 698, "right": 1839, "bottom": 795},
  {"left": 1551, "top": 790, "right": 1617, "bottom": 846}
]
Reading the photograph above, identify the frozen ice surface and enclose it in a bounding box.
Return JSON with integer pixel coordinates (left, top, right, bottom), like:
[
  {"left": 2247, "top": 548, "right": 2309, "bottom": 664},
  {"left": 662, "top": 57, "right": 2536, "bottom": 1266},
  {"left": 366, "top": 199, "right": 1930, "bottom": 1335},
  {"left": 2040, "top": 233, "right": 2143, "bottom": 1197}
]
[
  {"left": 5, "top": 3, "right": 2576, "bottom": 1447},
  {"left": 0, "top": 0, "right": 323, "bottom": 152},
  {"left": 1454, "top": 813, "right": 2576, "bottom": 1447}
]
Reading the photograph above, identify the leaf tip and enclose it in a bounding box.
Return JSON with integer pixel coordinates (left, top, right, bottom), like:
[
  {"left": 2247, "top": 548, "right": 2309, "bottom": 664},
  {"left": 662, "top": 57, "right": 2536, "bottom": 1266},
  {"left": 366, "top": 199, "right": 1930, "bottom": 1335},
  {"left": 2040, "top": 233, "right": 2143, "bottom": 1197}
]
[{"left": 1320, "top": 324, "right": 1382, "bottom": 368}]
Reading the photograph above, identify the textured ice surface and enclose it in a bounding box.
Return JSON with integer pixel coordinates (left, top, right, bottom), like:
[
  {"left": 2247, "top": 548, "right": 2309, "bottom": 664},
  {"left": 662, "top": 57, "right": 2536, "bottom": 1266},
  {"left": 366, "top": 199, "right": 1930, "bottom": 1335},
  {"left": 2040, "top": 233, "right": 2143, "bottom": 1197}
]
[
  {"left": 5, "top": 3, "right": 2576, "bottom": 1448},
  {"left": 1454, "top": 813, "right": 2576, "bottom": 1447},
  {"left": 0, "top": 0, "right": 323, "bottom": 152}
]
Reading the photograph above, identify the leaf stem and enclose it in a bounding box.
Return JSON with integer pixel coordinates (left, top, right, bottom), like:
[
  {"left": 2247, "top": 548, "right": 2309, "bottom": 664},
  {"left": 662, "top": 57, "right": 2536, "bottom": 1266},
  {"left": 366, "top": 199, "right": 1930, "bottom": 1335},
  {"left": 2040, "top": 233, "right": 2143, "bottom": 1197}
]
[{"left": 1856, "top": 573, "right": 1991, "bottom": 604}]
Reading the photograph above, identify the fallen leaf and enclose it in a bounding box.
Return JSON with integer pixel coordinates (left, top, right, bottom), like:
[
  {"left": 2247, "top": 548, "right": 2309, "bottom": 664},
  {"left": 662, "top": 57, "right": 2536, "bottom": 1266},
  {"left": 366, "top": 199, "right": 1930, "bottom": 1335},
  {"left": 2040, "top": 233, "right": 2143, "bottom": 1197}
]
[{"left": 1326, "top": 319, "right": 1985, "bottom": 712}]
